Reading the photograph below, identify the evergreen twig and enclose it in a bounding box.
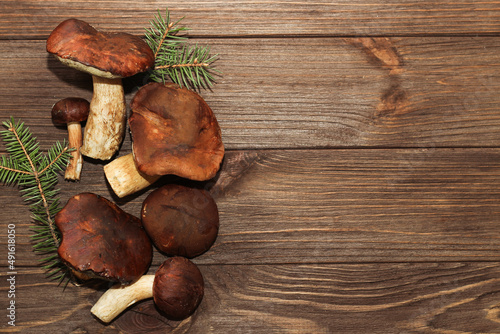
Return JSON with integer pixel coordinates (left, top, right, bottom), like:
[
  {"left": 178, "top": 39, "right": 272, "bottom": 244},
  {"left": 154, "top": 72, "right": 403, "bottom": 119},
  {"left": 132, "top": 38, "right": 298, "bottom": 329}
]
[
  {"left": 145, "top": 8, "right": 220, "bottom": 90},
  {"left": 0, "top": 118, "right": 72, "bottom": 283}
]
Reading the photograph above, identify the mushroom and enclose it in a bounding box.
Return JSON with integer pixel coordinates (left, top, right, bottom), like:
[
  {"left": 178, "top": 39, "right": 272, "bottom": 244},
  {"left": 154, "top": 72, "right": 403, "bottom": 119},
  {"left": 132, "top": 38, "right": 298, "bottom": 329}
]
[
  {"left": 141, "top": 184, "right": 219, "bottom": 258},
  {"left": 91, "top": 256, "right": 204, "bottom": 323},
  {"left": 51, "top": 97, "right": 90, "bottom": 180},
  {"left": 104, "top": 82, "right": 225, "bottom": 198},
  {"left": 46, "top": 18, "right": 155, "bottom": 160},
  {"left": 55, "top": 192, "right": 152, "bottom": 284}
]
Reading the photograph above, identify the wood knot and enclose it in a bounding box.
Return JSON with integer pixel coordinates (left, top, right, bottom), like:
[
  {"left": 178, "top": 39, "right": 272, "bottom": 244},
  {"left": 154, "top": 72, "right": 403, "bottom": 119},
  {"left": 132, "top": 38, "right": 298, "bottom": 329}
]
[
  {"left": 376, "top": 85, "right": 409, "bottom": 118},
  {"left": 347, "top": 37, "right": 403, "bottom": 74},
  {"left": 209, "top": 151, "right": 261, "bottom": 197}
]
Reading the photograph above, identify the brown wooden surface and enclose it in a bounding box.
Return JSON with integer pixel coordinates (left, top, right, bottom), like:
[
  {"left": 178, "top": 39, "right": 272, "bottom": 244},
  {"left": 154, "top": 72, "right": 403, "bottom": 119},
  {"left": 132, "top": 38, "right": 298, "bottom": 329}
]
[{"left": 1, "top": 1, "right": 500, "bottom": 333}]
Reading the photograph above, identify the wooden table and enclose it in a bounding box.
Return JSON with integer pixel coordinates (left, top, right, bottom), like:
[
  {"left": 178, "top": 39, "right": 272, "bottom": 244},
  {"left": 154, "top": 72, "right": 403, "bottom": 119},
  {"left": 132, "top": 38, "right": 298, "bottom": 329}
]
[{"left": 1, "top": 1, "right": 500, "bottom": 333}]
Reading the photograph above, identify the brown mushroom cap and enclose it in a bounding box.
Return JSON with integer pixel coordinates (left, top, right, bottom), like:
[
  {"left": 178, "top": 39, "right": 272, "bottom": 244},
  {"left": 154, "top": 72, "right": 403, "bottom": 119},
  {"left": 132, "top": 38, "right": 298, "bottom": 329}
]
[
  {"left": 141, "top": 184, "right": 219, "bottom": 258},
  {"left": 46, "top": 18, "right": 154, "bottom": 79},
  {"left": 51, "top": 97, "right": 90, "bottom": 124},
  {"left": 153, "top": 257, "right": 204, "bottom": 320},
  {"left": 55, "top": 192, "right": 153, "bottom": 284},
  {"left": 129, "top": 82, "right": 224, "bottom": 180}
]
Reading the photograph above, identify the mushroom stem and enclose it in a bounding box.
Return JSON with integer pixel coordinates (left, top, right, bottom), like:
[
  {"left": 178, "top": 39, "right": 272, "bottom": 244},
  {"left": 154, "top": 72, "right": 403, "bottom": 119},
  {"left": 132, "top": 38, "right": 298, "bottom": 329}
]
[
  {"left": 65, "top": 122, "right": 83, "bottom": 180},
  {"left": 80, "top": 76, "right": 126, "bottom": 160},
  {"left": 104, "top": 153, "right": 160, "bottom": 198},
  {"left": 91, "top": 275, "right": 154, "bottom": 323}
]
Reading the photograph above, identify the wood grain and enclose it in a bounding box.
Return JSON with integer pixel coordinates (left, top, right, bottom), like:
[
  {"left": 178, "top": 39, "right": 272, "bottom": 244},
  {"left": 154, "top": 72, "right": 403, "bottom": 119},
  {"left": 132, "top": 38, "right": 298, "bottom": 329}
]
[
  {"left": 2, "top": 263, "right": 500, "bottom": 333},
  {"left": 0, "top": 148, "right": 499, "bottom": 267},
  {"left": 1, "top": 37, "right": 500, "bottom": 150},
  {"left": 1, "top": 0, "right": 500, "bottom": 333},
  {"left": 2, "top": 1, "right": 500, "bottom": 39}
]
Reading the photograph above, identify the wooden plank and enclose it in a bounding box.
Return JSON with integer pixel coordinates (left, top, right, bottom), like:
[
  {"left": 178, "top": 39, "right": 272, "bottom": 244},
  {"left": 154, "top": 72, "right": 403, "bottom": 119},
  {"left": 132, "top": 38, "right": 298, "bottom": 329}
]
[
  {"left": 1, "top": 148, "right": 499, "bottom": 267},
  {"left": 2, "top": 0, "right": 500, "bottom": 39},
  {"left": 1, "top": 0, "right": 499, "bottom": 333},
  {"left": 1, "top": 37, "right": 500, "bottom": 150},
  {"left": 2, "top": 262, "right": 500, "bottom": 333}
]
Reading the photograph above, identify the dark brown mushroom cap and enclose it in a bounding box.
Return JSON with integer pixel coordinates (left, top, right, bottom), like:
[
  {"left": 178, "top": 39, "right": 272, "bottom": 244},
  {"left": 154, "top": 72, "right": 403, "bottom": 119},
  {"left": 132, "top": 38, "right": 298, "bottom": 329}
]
[
  {"left": 46, "top": 18, "right": 155, "bottom": 78},
  {"left": 153, "top": 257, "right": 204, "bottom": 320},
  {"left": 55, "top": 192, "right": 153, "bottom": 284},
  {"left": 129, "top": 82, "right": 224, "bottom": 180},
  {"left": 141, "top": 184, "right": 219, "bottom": 258},
  {"left": 51, "top": 97, "right": 90, "bottom": 124}
]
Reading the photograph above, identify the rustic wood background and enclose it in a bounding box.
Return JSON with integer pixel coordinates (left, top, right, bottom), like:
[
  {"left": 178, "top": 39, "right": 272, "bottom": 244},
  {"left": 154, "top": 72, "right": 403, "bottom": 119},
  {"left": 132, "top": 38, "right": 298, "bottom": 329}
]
[{"left": 1, "top": 1, "right": 500, "bottom": 333}]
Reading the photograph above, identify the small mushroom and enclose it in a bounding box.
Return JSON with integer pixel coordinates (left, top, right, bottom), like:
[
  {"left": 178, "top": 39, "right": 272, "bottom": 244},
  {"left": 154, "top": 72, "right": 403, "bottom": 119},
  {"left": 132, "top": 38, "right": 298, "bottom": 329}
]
[
  {"left": 104, "top": 82, "right": 225, "bottom": 198},
  {"left": 91, "top": 256, "right": 204, "bottom": 323},
  {"left": 141, "top": 184, "right": 219, "bottom": 258},
  {"left": 46, "top": 19, "right": 155, "bottom": 160},
  {"left": 51, "top": 97, "right": 90, "bottom": 180},
  {"left": 55, "top": 192, "right": 152, "bottom": 284}
]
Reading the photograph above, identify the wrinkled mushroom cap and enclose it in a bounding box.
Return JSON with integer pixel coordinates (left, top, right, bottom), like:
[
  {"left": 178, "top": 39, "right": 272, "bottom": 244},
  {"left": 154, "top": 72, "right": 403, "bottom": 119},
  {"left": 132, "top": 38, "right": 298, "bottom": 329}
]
[
  {"left": 46, "top": 18, "right": 155, "bottom": 79},
  {"left": 141, "top": 184, "right": 219, "bottom": 258},
  {"left": 129, "top": 82, "right": 224, "bottom": 180},
  {"left": 153, "top": 257, "right": 204, "bottom": 320},
  {"left": 51, "top": 97, "right": 90, "bottom": 124},
  {"left": 55, "top": 192, "right": 153, "bottom": 284}
]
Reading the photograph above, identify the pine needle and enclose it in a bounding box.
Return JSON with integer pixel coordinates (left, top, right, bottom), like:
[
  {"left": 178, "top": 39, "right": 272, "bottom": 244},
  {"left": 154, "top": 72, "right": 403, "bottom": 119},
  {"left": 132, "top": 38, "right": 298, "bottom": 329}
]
[
  {"left": 145, "top": 8, "right": 220, "bottom": 90},
  {"left": 0, "top": 118, "right": 72, "bottom": 284}
]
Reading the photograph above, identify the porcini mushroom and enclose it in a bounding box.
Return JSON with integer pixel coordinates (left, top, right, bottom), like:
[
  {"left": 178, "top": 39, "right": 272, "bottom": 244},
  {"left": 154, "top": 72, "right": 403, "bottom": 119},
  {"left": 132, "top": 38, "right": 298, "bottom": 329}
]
[
  {"left": 142, "top": 184, "right": 219, "bottom": 258},
  {"left": 91, "top": 256, "right": 204, "bottom": 323},
  {"left": 104, "top": 82, "right": 225, "bottom": 198},
  {"left": 51, "top": 97, "right": 90, "bottom": 180},
  {"left": 46, "top": 18, "right": 155, "bottom": 160},
  {"left": 55, "top": 192, "right": 152, "bottom": 284}
]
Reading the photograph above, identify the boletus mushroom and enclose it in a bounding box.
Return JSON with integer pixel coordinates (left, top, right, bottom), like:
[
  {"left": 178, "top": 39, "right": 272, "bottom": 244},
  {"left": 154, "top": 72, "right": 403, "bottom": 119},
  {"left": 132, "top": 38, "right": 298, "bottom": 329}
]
[
  {"left": 91, "top": 256, "right": 204, "bottom": 323},
  {"left": 55, "top": 192, "right": 152, "bottom": 284},
  {"left": 46, "top": 19, "right": 155, "bottom": 160},
  {"left": 104, "top": 82, "right": 225, "bottom": 198},
  {"left": 142, "top": 184, "right": 219, "bottom": 258},
  {"left": 51, "top": 97, "right": 90, "bottom": 180}
]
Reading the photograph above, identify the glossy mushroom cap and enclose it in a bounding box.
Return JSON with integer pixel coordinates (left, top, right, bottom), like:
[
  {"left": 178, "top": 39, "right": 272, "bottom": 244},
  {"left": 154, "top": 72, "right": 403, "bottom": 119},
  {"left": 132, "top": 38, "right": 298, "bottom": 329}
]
[
  {"left": 141, "top": 184, "right": 219, "bottom": 258},
  {"left": 153, "top": 257, "right": 204, "bottom": 320},
  {"left": 51, "top": 97, "right": 90, "bottom": 124},
  {"left": 46, "top": 18, "right": 154, "bottom": 79},
  {"left": 129, "top": 82, "right": 225, "bottom": 180},
  {"left": 55, "top": 193, "right": 153, "bottom": 284}
]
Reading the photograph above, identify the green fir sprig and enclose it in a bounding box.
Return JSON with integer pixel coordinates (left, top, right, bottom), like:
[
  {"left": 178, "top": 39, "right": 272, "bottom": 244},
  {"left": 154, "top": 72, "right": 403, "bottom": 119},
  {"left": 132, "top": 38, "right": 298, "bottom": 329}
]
[
  {"left": 145, "top": 9, "right": 219, "bottom": 90},
  {"left": 0, "top": 118, "right": 72, "bottom": 283}
]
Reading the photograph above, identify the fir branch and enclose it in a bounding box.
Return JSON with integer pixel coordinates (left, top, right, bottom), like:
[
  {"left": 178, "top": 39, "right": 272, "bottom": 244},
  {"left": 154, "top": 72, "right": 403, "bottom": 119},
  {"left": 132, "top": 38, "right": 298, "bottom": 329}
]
[
  {"left": 0, "top": 118, "right": 72, "bottom": 283},
  {"left": 145, "top": 8, "right": 220, "bottom": 90}
]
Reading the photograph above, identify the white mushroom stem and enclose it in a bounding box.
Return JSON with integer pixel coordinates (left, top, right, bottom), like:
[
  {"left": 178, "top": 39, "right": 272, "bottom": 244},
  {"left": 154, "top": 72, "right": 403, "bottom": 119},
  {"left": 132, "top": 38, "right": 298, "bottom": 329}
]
[
  {"left": 65, "top": 122, "right": 84, "bottom": 180},
  {"left": 104, "top": 153, "right": 160, "bottom": 198},
  {"left": 80, "top": 76, "right": 126, "bottom": 161},
  {"left": 91, "top": 275, "right": 154, "bottom": 323}
]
